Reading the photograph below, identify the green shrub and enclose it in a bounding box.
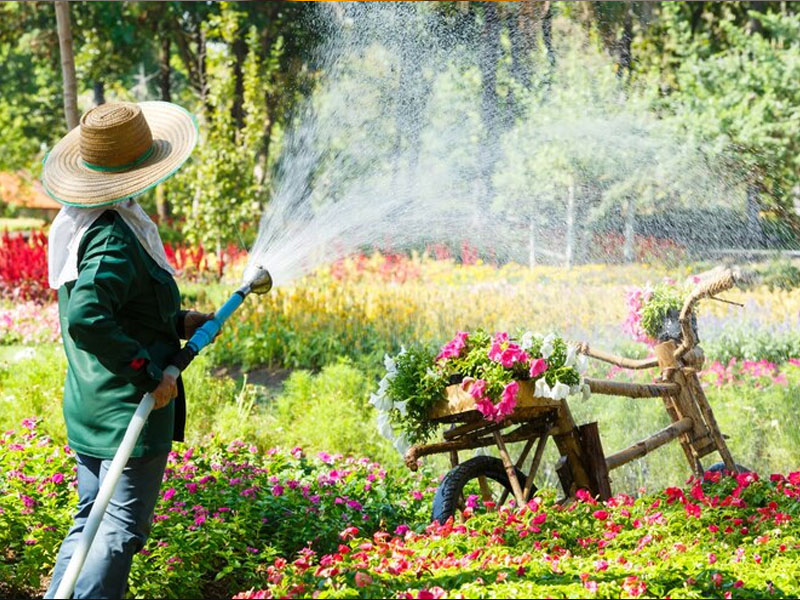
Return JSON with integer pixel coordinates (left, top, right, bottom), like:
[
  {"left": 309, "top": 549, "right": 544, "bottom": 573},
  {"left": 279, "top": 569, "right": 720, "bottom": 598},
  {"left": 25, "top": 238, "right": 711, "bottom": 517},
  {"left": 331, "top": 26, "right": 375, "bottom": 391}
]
[{"left": 269, "top": 361, "right": 399, "bottom": 466}]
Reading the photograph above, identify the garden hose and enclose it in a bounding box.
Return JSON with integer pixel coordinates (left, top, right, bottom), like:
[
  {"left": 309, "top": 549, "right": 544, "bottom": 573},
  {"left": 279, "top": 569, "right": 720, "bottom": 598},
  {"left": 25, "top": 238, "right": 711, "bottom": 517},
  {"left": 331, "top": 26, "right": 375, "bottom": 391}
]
[{"left": 51, "top": 267, "right": 272, "bottom": 600}]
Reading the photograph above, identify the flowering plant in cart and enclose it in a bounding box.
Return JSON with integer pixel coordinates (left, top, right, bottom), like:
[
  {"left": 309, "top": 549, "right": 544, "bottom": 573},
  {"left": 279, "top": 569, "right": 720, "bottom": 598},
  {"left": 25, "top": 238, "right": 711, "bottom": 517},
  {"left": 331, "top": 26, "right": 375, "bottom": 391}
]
[{"left": 371, "top": 329, "right": 590, "bottom": 449}]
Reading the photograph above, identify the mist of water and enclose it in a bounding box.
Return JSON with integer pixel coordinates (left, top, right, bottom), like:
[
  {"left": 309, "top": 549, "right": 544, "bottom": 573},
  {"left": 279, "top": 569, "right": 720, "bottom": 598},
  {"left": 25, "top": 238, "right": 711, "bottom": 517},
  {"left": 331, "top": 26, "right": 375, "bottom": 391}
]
[{"left": 244, "top": 2, "right": 740, "bottom": 288}]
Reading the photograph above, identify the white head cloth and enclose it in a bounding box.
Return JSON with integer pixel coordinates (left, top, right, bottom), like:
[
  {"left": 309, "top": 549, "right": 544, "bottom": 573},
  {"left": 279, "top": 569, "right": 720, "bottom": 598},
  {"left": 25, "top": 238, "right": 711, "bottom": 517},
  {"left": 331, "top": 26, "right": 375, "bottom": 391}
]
[{"left": 48, "top": 199, "right": 175, "bottom": 290}]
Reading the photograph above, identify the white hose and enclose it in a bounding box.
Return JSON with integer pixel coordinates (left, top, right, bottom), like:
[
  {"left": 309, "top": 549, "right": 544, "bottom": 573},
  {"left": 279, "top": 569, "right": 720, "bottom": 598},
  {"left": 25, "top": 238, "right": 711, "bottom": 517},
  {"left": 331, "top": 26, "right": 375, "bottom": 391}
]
[{"left": 52, "top": 365, "right": 179, "bottom": 599}]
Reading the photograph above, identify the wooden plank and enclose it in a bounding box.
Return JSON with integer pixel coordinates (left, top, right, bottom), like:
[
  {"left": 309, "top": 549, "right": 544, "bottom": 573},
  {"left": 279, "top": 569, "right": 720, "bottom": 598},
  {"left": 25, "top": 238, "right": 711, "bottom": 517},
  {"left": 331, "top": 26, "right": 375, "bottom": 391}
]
[
  {"left": 578, "top": 422, "right": 612, "bottom": 500},
  {"left": 404, "top": 421, "right": 548, "bottom": 471},
  {"left": 555, "top": 455, "right": 574, "bottom": 498},
  {"left": 493, "top": 431, "right": 525, "bottom": 506},
  {"left": 430, "top": 380, "right": 561, "bottom": 421},
  {"left": 499, "top": 436, "right": 537, "bottom": 506},
  {"left": 684, "top": 374, "right": 737, "bottom": 471},
  {"left": 523, "top": 432, "right": 549, "bottom": 501}
]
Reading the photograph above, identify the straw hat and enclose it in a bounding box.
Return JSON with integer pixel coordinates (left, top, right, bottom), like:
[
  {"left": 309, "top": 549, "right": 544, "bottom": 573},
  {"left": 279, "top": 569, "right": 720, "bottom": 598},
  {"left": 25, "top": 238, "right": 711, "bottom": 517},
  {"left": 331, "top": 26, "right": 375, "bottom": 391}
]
[{"left": 42, "top": 101, "right": 198, "bottom": 207}]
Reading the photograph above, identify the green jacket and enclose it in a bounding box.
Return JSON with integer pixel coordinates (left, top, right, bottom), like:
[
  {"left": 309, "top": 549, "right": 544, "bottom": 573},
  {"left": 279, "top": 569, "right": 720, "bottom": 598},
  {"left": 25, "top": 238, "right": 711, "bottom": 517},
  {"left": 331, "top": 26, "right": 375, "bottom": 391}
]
[{"left": 58, "top": 210, "right": 187, "bottom": 459}]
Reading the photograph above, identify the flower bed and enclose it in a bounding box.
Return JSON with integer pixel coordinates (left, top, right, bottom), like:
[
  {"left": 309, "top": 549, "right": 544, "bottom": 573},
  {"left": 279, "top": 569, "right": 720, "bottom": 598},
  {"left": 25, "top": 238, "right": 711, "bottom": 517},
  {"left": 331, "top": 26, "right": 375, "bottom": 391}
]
[
  {"left": 233, "top": 471, "right": 800, "bottom": 599},
  {"left": 0, "top": 419, "right": 432, "bottom": 598},
  {"left": 0, "top": 301, "right": 60, "bottom": 344}
]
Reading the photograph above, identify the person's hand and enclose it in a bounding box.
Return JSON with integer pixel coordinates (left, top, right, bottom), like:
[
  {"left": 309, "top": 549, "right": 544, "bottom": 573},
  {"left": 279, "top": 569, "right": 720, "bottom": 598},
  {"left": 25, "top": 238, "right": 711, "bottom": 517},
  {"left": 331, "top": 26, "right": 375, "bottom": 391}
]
[
  {"left": 152, "top": 372, "right": 177, "bottom": 410},
  {"left": 184, "top": 311, "right": 215, "bottom": 339}
]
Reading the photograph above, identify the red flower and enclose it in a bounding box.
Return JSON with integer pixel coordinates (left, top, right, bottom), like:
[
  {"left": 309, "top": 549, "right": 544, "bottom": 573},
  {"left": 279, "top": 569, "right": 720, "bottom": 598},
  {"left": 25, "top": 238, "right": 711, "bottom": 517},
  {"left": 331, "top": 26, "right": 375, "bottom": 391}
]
[{"left": 592, "top": 510, "right": 608, "bottom": 521}]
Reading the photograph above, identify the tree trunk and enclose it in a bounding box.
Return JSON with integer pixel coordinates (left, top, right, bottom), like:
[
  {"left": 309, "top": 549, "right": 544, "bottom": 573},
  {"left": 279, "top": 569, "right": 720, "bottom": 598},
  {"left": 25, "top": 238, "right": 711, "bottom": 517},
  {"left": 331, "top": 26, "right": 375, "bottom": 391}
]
[
  {"left": 54, "top": 1, "right": 79, "bottom": 130},
  {"left": 156, "top": 34, "right": 172, "bottom": 221},
  {"left": 93, "top": 81, "right": 105, "bottom": 106},
  {"left": 231, "top": 36, "right": 247, "bottom": 133},
  {"left": 528, "top": 215, "right": 537, "bottom": 268},
  {"left": 746, "top": 182, "right": 764, "bottom": 248},
  {"left": 479, "top": 1, "right": 501, "bottom": 210},
  {"left": 541, "top": 1, "right": 555, "bottom": 75},
  {"left": 623, "top": 197, "right": 635, "bottom": 263},
  {"left": 616, "top": 8, "right": 633, "bottom": 81},
  {"left": 566, "top": 180, "right": 575, "bottom": 269},
  {"left": 159, "top": 35, "right": 171, "bottom": 103}
]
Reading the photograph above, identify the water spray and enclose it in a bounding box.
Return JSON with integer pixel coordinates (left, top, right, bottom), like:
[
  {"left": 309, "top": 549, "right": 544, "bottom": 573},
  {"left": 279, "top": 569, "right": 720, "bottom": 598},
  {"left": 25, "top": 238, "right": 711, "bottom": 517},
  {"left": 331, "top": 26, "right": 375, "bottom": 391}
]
[{"left": 52, "top": 266, "right": 273, "bottom": 600}]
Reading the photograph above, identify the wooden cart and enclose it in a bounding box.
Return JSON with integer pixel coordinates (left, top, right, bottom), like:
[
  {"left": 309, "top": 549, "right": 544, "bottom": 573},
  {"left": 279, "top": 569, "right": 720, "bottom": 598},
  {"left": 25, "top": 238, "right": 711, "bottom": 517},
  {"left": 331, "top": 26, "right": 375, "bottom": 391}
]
[{"left": 404, "top": 268, "right": 741, "bottom": 523}]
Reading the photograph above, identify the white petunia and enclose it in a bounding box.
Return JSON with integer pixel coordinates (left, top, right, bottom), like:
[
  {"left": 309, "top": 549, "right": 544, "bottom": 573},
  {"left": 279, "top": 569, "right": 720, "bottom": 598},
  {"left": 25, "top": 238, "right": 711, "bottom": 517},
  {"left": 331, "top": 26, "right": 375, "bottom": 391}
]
[
  {"left": 384, "top": 353, "right": 397, "bottom": 375},
  {"left": 520, "top": 331, "right": 534, "bottom": 350},
  {"left": 576, "top": 354, "right": 588, "bottom": 374},
  {"left": 377, "top": 377, "right": 390, "bottom": 396},
  {"left": 377, "top": 412, "right": 395, "bottom": 441},
  {"left": 581, "top": 382, "right": 592, "bottom": 401},
  {"left": 394, "top": 400, "right": 409, "bottom": 417},
  {"left": 534, "top": 378, "right": 551, "bottom": 398},
  {"left": 369, "top": 392, "right": 393, "bottom": 412},
  {"left": 540, "top": 333, "right": 556, "bottom": 359},
  {"left": 551, "top": 381, "right": 570, "bottom": 400},
  {"left": 565, "top": 345, "right": 577, "bottom": 368},
  {"left": 393, "top": 432, "right": 410, "bottom": 455}
]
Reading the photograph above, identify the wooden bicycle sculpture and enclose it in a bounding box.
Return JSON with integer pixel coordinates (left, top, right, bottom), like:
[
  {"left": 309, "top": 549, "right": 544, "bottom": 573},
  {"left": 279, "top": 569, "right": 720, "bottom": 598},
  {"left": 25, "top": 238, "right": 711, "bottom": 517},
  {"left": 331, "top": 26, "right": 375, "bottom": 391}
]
[{"left": 403, "top": 268, "right": 743, "bottom": 523}]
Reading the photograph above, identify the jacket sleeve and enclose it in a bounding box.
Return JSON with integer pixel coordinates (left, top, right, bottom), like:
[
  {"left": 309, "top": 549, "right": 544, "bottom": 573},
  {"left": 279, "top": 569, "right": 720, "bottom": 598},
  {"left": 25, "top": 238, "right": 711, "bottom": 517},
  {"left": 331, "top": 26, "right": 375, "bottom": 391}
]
[{"left": 66, "top": 229, "right": 164, "bottom": 393}]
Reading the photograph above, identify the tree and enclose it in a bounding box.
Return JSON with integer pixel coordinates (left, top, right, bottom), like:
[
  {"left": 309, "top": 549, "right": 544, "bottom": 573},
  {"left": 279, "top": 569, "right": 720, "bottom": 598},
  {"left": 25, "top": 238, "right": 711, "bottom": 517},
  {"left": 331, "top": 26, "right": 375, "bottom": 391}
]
[{"left": 54, "top": 1, "right": 78, "bottom": 130}]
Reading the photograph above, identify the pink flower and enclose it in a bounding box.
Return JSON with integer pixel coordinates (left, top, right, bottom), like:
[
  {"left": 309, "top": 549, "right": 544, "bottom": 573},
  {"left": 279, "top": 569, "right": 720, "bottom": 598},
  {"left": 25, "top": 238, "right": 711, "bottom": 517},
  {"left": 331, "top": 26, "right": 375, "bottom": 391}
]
[
  {"left": 272, "top": 484, "right": 284, "bottom": 497},
  {"left": 185, "top": 482, "right": 198, "bottom": 494},
  {"left": 529, "top": 358, "right": 548, "bottom": 378},
  {"left": 708, "top": 552, "right": 717, "bottom": 564},
  {"left": 436, "top": 331, "right": 469, "bottom": 362},
  {"left": 592, "top": 510, "right": 608, "bottom": 521},
  {"left": 50, "top": 473, "right": 65, "bottom": 485},
  {"left": 355, "top": 572, "right": 373, "bottom": 587}
]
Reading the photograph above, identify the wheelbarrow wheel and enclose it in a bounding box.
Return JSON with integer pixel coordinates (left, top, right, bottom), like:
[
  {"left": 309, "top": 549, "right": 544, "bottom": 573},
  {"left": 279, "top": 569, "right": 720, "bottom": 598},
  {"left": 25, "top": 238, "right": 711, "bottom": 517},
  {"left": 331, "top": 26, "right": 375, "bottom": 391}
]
[
  {"left": 701, "top": 461, "right": 752, "bottom": 489},
  {"left": 431, "top": 456, "right": 533, "bottom": 524}
]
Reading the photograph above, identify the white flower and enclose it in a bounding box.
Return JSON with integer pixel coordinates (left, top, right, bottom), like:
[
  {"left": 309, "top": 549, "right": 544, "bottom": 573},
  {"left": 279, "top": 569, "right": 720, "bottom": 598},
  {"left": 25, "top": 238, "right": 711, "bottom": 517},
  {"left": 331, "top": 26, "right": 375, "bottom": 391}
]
[
  {"left": 377, "top": 412, "right": 395, "bottom": 441},
  {"left": 540, "top": 333, "right": 556, "bottom": 359},
  {"left": 534, "top": 378, "right": 551, "bottom": 398},
  {"left": 520, "top": 331, "right": 534, "bottom": 350},
  {"left": 551, "top": 381, "right": 570, "bottom": 400},
  {"left": 369, "top": 393, "right": 392, "bottom": 412},
  {"left": 384, "top": 353, "right": 397, "bottom": 375},
  {"left": 576, "top": 354, "right": 588, "bottom": 374},
  {"left": 581, "top": 382, "right": 592, "bottom": 401},
  {"left": 394, "top": 400, "right": 409, "bottom": 417},
  {"left": 565, "top": 345, "right": 577, "bottom": 368},
  {"left": 377, "top": 377, "right": 390, "bottom": 396},
  {"left": 393, "top": 432, "right": 410, "bottom": 455}
]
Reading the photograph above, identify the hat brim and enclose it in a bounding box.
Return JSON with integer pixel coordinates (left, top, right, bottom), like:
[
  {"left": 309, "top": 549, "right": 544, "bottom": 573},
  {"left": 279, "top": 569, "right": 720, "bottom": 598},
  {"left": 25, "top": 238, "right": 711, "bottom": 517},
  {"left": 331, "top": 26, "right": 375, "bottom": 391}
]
[{"left": 42, "top": 101, "right": 198, "bottom": 207}]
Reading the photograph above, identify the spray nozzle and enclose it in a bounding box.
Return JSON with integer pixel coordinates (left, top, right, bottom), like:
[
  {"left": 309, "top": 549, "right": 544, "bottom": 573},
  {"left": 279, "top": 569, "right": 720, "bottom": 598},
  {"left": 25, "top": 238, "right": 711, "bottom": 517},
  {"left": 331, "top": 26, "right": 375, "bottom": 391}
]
[{"left": 246, "top": 266, "right": 273, "bottom": 295}]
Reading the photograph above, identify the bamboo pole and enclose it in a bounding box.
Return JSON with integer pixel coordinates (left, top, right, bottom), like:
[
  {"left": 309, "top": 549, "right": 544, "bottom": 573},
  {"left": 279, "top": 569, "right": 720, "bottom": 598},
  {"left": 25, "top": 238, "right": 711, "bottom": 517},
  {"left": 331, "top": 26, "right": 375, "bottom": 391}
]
[
  {"left": 584, "top": 378, "right": 679, "bottom": 398},
  {"left": 606, "top": 417, "right": 693, "bottom": 471},
  {"left": 493, "top": 432, "right": 525, "bottom": 506},
  {"left": 577, "top": 344, "right": 658, "bottom": 370}
]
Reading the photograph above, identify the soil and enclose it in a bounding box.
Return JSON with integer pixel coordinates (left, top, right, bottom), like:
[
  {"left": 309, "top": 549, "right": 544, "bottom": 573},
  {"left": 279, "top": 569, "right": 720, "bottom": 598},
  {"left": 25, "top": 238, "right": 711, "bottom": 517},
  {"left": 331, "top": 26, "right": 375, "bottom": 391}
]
[{"left": 212, "top": 364, "right": 292, "bottom": 392}]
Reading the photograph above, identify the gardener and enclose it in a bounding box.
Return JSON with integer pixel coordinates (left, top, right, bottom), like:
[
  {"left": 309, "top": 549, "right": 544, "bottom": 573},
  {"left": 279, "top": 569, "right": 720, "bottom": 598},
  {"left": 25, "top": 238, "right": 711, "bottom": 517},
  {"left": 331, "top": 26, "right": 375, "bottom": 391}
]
[{"left": 42, "top": 101, "right": 210, "bottom": 599}]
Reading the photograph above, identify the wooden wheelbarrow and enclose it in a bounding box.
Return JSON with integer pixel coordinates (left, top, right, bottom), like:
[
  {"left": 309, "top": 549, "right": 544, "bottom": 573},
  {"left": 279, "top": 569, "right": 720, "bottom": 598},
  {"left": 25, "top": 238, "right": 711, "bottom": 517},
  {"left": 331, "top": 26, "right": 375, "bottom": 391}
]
[{"left": 404, "top": 268, "right": 741, "bottom": 523}]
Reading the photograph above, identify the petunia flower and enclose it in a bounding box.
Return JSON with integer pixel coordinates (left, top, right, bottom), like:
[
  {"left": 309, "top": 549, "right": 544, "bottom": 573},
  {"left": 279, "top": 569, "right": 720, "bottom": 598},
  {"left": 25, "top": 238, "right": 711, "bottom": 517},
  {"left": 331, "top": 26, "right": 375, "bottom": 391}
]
[{"left": 529, "top": 358, "right": 548, "bottom": 378}]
